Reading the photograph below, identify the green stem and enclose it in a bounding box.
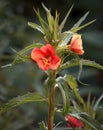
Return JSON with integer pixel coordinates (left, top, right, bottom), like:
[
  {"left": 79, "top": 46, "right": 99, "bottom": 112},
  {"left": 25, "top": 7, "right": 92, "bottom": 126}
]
[{"left": 48, "top": 71, "right": 56, "bottom": 130}]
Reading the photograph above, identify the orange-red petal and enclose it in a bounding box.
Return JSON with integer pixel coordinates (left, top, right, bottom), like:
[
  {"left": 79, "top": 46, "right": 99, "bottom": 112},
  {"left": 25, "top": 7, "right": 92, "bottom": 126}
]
[{"left": 31, "top": 44, "right": 61, "bottom": 71}]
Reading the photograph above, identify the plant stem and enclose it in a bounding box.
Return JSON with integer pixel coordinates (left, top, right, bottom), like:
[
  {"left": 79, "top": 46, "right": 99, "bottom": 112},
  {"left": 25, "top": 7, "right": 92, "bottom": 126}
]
[{"left": 48, "top": 71, "right": 56, "bottom": 130}]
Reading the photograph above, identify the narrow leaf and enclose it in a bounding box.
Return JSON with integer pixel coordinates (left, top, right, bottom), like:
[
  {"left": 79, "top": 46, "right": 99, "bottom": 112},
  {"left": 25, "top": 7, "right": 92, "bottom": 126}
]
[
  {"left": 71, "top": 11, "right": 89, "bottom": 30},
  {"left": 1, "top": 63, "right": 12, "bottom": 69},
  {"left": 41, "top": 3, "right": 53, "bottom": 34},
  {"left": 94, "top": 94, "right": 103, "bottom": 110},
  {"left": 39, "top": 121, "right": 47, "bottom": 130},
  {"left": 59, "top": 32, "right": 73, "bottom": 46},
  {"left": 64, "top": 75, "right": 84, "bottom": 104},
  {"left": 64, "top": 74, "right": 77, "bottom": 89},
  {"left": 60, "top": 59, "right": 103, "bottom": 71},
  {"left": 71, "top": 112, "right": 103, "bottom": 130},
  {"left": 42, "top": 3, "right": 49, "bottom": 12},
  {"left": 16, "top": 43, "right": 43, "bottom": 55},
  {"left": 0, "top": 92, "right": 47, "bottom": 114},
  {"left": 12, "top": 43, "right": 43, "bottom": 65},
  {"left": 60, "top": 5, "right": 74, "bottom": 31},
  {"left": 56, "top": 77, "right": 70, "bottom": 115},
  {"left": 71, "top": 19, "right": 96, "bottom": 33},
  {"left": 34, "top": 9, "right": 48, "bottom": 35},
  {"left": 28, "top": 22, "right": 44, "bottom": 34}
]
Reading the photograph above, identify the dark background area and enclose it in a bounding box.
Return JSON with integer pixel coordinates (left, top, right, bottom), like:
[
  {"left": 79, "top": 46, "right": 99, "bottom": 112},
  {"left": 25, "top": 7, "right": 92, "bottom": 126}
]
[{"left": 0, "top": 0, "right": 103, "bottom": 130}]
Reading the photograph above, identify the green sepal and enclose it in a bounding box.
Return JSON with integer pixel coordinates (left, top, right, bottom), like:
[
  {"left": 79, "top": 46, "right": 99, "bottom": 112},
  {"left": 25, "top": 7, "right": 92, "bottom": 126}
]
[
  {"left": 0, "top": 92, "right": 47, "bottom": 114},
  {"left": 71, "top": 112, "right": 103, "bottom": 130}
]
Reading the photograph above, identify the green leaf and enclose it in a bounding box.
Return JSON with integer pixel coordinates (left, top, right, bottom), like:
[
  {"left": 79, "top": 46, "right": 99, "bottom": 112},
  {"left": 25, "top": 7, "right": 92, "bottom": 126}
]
[
  {"left": 71, "top": 19, "right": 96, "bottom": 33},
  {"left": 64, "top": 75, "right": 84, "bottom": 104},
  {"left": 71, "top": 112, "right": 103, "bottom": 130},
  {"left": 11, "top": 47, "right": 31, "bottom": 62},
  {"left": 28, "top": 22, "right": 44, "bottom": 34},
  {"left": 0, "top": 92, "right": 47, "bottom": 114},
  {"left": 34, "top": 9, "right": 48, "bottom": 36},
  {"left": 42, "top": 3, "right": 53, "bottom": 33},
  {"left": 1, "top": 63, "right": 12, "bottom": 69},
  {"left": 60, "top": 59, "right": 103, "bottom": 71},
  {"left": 56, "top": 77, "right": 71, "bottom": 115},
  {"left": 60, "top": 5, "right": 74, "bottom": 31},
  {"left": 17, "top": 43, "right": 43, "bottom": 55},
  {"left": 59, "top": 32, "right": 73, "bottom": 46},
  {"left": 42, "top": 3, "right": 49, "bottom": 12},
  {"left": 64, "top": 75, "right": 77, "bottom": 89},
  {"left": 39, "top": 121, "right": 47, "bottom": 130},
  {"left": 94, "top": 94, "right": 103, "bottom": 110},
  {"left": 71, "top": 11, "right": 89, "bottom": 30},
  {"left": 42, "top": 3, "right": 60, "bottom": 43},
  {"left": 12, "top": 43, "right": 43, "bottom": 65}
]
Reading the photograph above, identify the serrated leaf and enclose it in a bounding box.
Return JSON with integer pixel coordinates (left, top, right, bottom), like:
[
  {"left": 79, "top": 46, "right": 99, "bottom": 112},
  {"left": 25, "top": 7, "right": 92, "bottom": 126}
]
[
  {"left": 28, "top": 22, "right": 44, "bottom": 34},
  {"left": 60, "top": 59, "right": 103, "bottom": 71},
  {"left": 0, "top": 92, "right": 47, "bottom": 114},
  {"left": 71, "top": 112, "right": 103, "bottom": 130},
  {"left": 64, "top": 74, "right": 84, "bottom": 104},
  {"left": 17, "top": 43, "right": 43, "bottom": 55},
  {"left": 60, "top": 5, "right": 73, "bottom": 31},
  {"left": 64, "top": 74, "right": 78, "bottom": 89},
  {"left": 12, "top": 43, "right": 43, "bottom": 65},
  {"left": 71, "top": 11, "right": 89, "bottom": 30}
]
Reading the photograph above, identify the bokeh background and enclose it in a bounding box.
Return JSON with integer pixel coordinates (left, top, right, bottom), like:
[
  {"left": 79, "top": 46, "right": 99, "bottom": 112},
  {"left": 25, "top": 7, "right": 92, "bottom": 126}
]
[{"left": 0, "top": 0, "right": 103, "bottom": 130}]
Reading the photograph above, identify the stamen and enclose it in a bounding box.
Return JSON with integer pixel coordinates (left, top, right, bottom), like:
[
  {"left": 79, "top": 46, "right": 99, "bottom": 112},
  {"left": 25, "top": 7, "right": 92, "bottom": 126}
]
[{"left": 42, "top": 56, "right": 51, "bottom": 66}]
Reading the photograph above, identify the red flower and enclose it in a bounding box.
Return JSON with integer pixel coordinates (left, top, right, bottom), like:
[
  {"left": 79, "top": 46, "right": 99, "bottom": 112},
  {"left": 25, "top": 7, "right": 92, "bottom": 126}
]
[
  {"left": 31, "top": 44, "right": 61, "bottom": 71},
  {"left": 69, "top": 34, "right": 84, "bottom": 55},
  {"left": 66, "top": 115, "right": 84, "bottom": 128}
]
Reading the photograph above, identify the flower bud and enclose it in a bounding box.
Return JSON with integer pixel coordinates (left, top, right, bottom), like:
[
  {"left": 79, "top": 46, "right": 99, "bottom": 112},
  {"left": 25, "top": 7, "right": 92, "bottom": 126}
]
[{"left": 69, "top": 34, "right": 84, "bottom": 55}]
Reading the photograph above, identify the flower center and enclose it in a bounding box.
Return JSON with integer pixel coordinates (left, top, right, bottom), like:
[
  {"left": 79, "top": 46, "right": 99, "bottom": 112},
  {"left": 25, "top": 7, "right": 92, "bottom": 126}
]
[{"left": 42, "top": 56, "right": 51, "bottom": 66}]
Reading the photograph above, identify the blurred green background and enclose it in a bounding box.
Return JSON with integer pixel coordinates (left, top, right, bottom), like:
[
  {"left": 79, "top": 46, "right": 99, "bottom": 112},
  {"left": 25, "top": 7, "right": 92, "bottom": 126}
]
[{"left": 0, "top": 0, "right": 103, "bottom": 130}]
